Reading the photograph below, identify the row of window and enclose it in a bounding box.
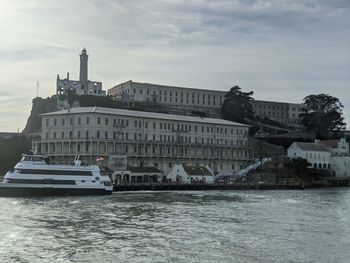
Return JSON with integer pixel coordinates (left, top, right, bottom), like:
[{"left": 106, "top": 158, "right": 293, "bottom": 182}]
[
  {"left": 46, "top": 117, "right": 247, "bottom": 136},
  {"left": 130, "top": 88, "right": 224, "bottom": 100},
  {"left": 155, "top": 96, "right": 222, "bottom": 106},
  {"left": 45, "top": 130, "right": 247, "bottom": 146},
  {"left": 43, "top": 143, "right": 249, "bottom": 158},
  {"left": 253, "top": 104, "right": 303, "bottom": 112},
  {"left": 305, "top": 152, "right": 329, "bottom": 160}
]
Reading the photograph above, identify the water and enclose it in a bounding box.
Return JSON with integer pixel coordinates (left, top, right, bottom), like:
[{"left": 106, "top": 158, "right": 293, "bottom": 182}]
[{"left": 1, "top": 189, "right": 350, "bottom": 263}]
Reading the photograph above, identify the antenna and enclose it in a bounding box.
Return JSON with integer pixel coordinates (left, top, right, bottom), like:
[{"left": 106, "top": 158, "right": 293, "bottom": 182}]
[{"left": 36, "top": 81, "right": 40, "bottom": 97}]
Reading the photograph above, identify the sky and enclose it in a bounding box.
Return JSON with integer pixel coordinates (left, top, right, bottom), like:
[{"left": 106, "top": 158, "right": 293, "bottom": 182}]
[{"left": 0, "top": 0, "right": 349, "bottom": 132}]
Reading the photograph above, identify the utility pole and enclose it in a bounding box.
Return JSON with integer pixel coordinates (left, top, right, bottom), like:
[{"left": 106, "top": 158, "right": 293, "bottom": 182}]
[
  {"left": 254, "top": 127, "right": 268, "bottom": 183},
  {"left": 36, "top": 81, "right": 40, "bottom": 97}
]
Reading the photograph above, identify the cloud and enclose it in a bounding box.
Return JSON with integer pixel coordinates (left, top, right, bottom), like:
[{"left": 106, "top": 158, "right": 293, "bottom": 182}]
[{"left": 0, "top": 0, "right": 349, "bottom": 131}]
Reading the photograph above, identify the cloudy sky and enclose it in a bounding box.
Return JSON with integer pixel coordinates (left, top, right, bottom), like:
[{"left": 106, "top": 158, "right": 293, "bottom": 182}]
[{"left": 0, "top": 0, "right": 349, "bottom": 132}]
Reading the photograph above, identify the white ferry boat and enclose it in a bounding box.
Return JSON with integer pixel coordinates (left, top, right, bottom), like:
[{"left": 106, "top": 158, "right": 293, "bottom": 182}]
[{"left": 0, "top": 154, "right": 113, "bottom": 196}]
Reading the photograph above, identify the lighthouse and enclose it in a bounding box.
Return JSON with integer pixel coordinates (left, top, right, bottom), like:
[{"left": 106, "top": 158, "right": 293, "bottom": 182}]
[
  {"left": 79, "top": 48, "right": 88, "bottom": 82},
  {"left": 56, "top": 48, "right": 105, "bottom": 96}
]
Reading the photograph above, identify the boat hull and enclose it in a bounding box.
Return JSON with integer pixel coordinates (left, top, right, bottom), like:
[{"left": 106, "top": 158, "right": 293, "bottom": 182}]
[{"left": 0, "top": 185, "right": 112, "bottom": 197}]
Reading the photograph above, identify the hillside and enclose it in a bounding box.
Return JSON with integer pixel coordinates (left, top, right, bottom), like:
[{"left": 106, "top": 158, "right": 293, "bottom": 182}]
[
  {"left": 22, "top": 94, "right": 314, "bottom": 150},
  {"left": 0, "top": 135, "right": 32, "bottom": 175}
]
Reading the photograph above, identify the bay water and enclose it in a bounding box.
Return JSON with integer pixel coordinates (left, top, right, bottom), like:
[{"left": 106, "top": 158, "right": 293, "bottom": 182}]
[{"left": 1, "top": 189, "right": 350, "bottom": 262}]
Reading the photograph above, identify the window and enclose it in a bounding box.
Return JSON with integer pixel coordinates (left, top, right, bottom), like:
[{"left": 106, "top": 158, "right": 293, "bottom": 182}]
[
  {"left": 86, "top": 130, "right": 89, "bottom": 139},
  {"left": 54, "top": 119, "right": 57, "bottom": 126},
  {"left": 105, "top": 118, "right": 109, "bottom": 125},
  {"left": 46, "top": 119, "right": 49, "bottom": 127},
  {"left": 78, "top": 117, "right": 81, "bottom": 125},
  {"left": 97, "top": 117, "right": 101, "bottom": 125},
  {"left": 96, "top": 131, "right": 100, "bottom": 138},
  {"left": 86, "top": 117, "right": 89, "bottom": 125},
  {"left": 62, "top": 118, "right": 65, "bottom": 126}
]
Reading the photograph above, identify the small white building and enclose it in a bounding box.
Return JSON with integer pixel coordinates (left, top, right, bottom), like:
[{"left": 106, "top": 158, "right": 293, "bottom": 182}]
[
  {"left": 288, "top": 138, "right": 350, "bottom": 177},
  {"left": 128, "top": 167, "right": 163, "bottom": 183},
  {"left": 330, "top": 156, "right": 350, "bottom": 177},
  {"left": 317, "top": 138, "right": 350, "bottom": 177},
  {"left": 287, "top": 142, "right": 331, "bottom": 169},
  {"left": 111, "top": 167, "right": 163, "bottom": 184},
  {"left": 167, "top": 164, "right": 215, "bottom": 184}
]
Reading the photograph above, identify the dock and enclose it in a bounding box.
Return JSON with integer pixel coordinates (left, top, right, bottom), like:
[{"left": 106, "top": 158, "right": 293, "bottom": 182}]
[{"left": 113, "top": 182, "right": 305, "bottom": 191}]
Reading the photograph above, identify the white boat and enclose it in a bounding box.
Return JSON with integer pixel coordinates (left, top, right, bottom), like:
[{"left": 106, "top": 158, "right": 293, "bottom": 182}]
[{"left": 0, "top": 154, "right": 113, "bottom": 197}]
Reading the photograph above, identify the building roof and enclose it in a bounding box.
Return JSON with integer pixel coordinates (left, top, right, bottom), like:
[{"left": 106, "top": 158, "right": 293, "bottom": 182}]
[
  {"left": 128, "top": 166, "right": 163, "bottom": 174},
  {"left": 294, "top": 142, "right": 330, "bottom": 152},
  {"left": 183, "top": 166, "right": 213, "bottom": 176},
  {"left": 318, "top": 140, "right": 339, "bottom": 149},
  {"left": 41, "top": 107, "right": 249, "bottom": 127}
]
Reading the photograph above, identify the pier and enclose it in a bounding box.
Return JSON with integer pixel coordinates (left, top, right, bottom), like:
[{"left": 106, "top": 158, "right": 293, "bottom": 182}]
[{"left": 113, "top": 181, "right": 304, "bottom": 191}]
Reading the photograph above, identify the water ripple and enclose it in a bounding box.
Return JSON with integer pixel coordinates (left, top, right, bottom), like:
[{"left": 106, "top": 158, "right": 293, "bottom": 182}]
[{"left": 1, "top": 189, "right": 350, "bottom": 262}]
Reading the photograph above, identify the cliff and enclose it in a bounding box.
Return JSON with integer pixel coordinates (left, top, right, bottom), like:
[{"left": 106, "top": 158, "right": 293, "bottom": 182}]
[{"left": 22, "top": 96, "right": 57, "bottom": 134}]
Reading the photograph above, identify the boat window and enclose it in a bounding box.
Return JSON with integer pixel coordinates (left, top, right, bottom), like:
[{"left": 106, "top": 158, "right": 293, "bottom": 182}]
[
  {"left": 17, "top": 169, "right": 93, "bottom": 176},
  {"left": 23, "top": 156, "right": 44, "bottom": 162},
  {"left": 8, "top": 179, "right": 76, "bottom": 185}
]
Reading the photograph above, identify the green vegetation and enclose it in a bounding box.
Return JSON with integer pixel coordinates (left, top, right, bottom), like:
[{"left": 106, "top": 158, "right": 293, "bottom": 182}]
[
  {"left": 221, "top": 85, "right": 254, "bottom": 123},
  {"left": 0, "top": 136, "right": 32, "bottom": 176},
  {"left": 283, "top": 157, "right": 330, "bottom": 180},
  {"left": 300, "top": 94, "right": 346, "bottom": 139}
]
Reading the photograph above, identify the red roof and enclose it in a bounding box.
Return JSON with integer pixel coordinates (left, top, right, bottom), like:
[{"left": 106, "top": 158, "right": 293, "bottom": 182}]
[{"left": 319, "top": 140, "right": 339, "bottom": 149}]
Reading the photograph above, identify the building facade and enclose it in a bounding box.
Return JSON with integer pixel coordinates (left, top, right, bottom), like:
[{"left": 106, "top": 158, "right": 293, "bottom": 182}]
[
  {"left": 107, "top": 80, "right": 304, "bottom": 124},
  {"left": 287, "top": 139, "right": 350, "bottom": 177},
  {"left": 33, "top": 107, "right": 252, "bottom": 175},
  {"left": 287, "top": 142, "right": 332, "bottom": 169},
  {"left": 167, "top": 164, "right": 215, "bottom": 184},
  {"left": 56, "top": 49, "right": 105, "bottom": 96}
]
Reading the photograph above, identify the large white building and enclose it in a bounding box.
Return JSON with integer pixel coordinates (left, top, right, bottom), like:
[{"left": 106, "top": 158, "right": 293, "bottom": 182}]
[
  {"left": 56, "top": 49, "right": 105, "bottom": 96},
  {"left": 33, "top": 107, "right": 252, "bottom": 175},
  {"left": 108, "top": 80, "right": 304, "bottom": 124}
]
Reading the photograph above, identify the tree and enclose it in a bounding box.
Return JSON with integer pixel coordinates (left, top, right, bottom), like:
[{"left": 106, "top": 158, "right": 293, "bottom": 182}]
[
  {"left": 221, "top": 85, "right": 254, "bottom": 123},
  {"left": 284, "top": 157, "right": 311, "bottom": 178},
  {"left": 300, "top": 94, "right": 346, "bottom": 138}
]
